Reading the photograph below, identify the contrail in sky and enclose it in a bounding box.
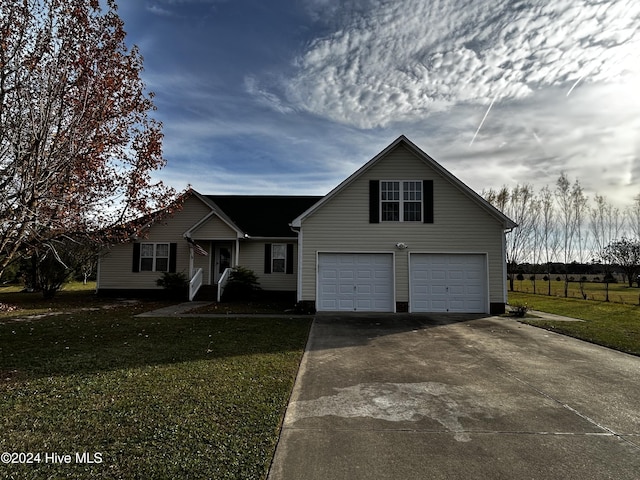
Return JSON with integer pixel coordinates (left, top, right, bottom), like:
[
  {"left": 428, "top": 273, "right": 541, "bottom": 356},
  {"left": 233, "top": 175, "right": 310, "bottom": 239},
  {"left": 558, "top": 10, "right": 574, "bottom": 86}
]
[
  {"left": 566, "top": 74, "right": 585, "bottom": 97},
  {"left": 469, "top": 94, "right": 497, "bottom": 147}
]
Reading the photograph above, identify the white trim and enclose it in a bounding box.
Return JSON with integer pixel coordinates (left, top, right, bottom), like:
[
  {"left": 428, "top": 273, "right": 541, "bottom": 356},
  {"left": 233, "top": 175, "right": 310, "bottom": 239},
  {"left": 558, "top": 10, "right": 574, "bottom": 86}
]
[
  {"left": 184, "top": 210, "right": 244, "bottom": 239},
  {"left": 502, "top": 231, "right": 508, "bottom": 305},
  {"left": 242, "top": 236, "right": 298, "bottom": 241},
  {"left": 296, "top": 228, "right": 303, "bottom": 302},
  {"left": 140, "top": 242, "right": 170, "bottom": 272},
  {"left": 316, "top": 251, "right": 396, "bottom": 312},
  {"left": 380, "top": 180, "right": 424, "bottom": 222},
  {"left": 96, "top": 253, "right": 102, "bottom": 290},
  {"left": 187, "top": 191, "right": 245, "bottom": 237},
  {"left": 408, "top": 252, "right": 489, "bottom": 314},
  {"left": 291, "top": 135, "right": 516, "bottom": 229}
]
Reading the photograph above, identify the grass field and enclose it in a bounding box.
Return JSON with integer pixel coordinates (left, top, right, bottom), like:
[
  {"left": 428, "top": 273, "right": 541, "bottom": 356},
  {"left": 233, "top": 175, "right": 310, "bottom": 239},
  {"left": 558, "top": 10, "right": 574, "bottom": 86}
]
[
  {"left": 0, "top": 284, "right": 311, "bottom": 479},
  {"left": 511, "top": 279, "right": 640, "bottom": 304},
  {"left": 509, "top": 291, "right": 640, "bottom": 356}
]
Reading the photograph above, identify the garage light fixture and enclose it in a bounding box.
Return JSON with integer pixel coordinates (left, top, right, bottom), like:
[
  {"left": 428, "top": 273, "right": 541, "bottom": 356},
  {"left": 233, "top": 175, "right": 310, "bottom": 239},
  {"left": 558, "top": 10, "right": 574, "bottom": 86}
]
[{"left": 395, "top": 242, "right": 408, "bottom": 249}]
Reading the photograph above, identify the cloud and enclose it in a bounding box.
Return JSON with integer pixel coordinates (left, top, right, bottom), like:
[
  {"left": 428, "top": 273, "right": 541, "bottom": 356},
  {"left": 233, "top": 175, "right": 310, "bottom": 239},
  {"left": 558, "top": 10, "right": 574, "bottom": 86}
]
[
  {"left": 144, "top": 0, "right": 229, "bottom": 18},
  {"left": 244, "top": 75, "right": 295, "bottom": 114},
  {"left": 145, "top": 4, "right": 175, "bottom": 17},
  {"left": 403, "top": 76, "right": 640, "bottom": 207},
  {"left": 280, "top": 0, "right": 640, "bottom": 129}
]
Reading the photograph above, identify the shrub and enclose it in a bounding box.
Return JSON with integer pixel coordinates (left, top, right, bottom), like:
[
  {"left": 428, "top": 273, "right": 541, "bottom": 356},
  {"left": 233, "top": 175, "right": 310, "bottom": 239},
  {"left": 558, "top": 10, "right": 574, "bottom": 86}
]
[
  {"left": 221, "top": 266, "right": 261, "bottom": 302},
  {"left": 508, "top": 302, "right": 530, "bottom": 317},
  {"left": 156, "top": 271, "right": 188, "bottom": 300},
  {"left": 36, "top": 251, "right": 72, "bottom": 299}
]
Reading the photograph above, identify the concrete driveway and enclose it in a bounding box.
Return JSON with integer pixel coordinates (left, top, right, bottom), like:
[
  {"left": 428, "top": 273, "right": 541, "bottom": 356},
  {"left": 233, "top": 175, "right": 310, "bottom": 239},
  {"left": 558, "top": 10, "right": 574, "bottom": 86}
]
[{"left": 268, "top": 314, "right": 640, "bottom": 480}]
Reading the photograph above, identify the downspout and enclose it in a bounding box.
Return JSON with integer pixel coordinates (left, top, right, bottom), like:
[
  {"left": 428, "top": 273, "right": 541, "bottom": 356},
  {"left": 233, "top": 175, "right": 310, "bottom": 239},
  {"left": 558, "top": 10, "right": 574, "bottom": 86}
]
[
  {"left": 290, "top": 225, "right": 302, "bottom": 303},
  {"left": 502, "top": 227, "right": 513, "bottom": 306}
]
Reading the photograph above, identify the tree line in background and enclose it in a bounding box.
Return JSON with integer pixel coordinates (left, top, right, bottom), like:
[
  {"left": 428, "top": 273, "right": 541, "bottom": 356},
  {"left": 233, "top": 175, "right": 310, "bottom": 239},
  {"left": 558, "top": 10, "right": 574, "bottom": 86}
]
[{"left": 483, "top": 173, "right": 640, "bottom": 297}]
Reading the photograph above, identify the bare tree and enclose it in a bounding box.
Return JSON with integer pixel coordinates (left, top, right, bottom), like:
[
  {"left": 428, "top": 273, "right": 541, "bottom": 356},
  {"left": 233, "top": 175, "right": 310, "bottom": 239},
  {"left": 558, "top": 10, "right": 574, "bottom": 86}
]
[
  {"left": 538, "top": 186, "right": 559, "bottom": 295},
  {"left": 625, "top": 194, "right": 640, "bottom": 240},
  {"left": 0, "top": 0, "right": 176, "bottom": 280},
  {"left": 555, "top": 173, "right": 585, "bottom": 297},
  {"left": 590, "top": 194, "right": 625, "bottom": 260},
  {"left": 484, "top": 185, "right": 535, "bottom": 291}
]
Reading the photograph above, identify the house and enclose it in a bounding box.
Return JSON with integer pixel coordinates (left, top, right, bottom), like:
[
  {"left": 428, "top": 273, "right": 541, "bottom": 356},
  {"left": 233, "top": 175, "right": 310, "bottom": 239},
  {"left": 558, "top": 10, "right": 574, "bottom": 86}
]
[{"left": 97, "top": 135, "right": 516, "bottom": 313}]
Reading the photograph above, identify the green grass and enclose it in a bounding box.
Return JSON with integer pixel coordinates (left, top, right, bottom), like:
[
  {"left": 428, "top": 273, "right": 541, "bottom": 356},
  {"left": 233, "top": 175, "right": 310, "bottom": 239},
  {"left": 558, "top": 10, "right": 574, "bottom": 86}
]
[
  {"left": 0, "top": 285, "right": 311, "bottom": 479},
  {"left": 513, "top": 279, "right": 640, "bottom": 304},
  {"left": 509, "top": 291, "right": 640, "bottom": 356}
]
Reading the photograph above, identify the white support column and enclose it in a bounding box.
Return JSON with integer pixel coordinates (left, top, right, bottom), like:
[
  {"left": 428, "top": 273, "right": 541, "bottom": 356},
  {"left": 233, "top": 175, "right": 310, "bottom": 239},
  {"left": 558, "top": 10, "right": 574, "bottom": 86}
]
[{"left": 189, "top": 245, "right": 194, "bottom": 279}]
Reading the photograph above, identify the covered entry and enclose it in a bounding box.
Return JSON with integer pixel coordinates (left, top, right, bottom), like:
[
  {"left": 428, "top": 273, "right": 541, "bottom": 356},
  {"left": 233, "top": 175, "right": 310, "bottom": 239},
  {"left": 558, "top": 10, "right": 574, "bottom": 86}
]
[
  {"left": 317, "top": 253, "right": 394, "bottom": 312},
  {"left": 410, "top": 253, "right": 487, "bottom": 313}
]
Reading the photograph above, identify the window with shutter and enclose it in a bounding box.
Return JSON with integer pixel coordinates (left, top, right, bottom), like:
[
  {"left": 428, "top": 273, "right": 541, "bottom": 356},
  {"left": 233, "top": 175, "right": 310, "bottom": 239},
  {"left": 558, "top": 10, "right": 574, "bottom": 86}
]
[
  {"left": 378, "top": 181, "right": 424, "bottom": 222},
  {"left": 137, "top": 243, "right": 171, "bottom": 272}
]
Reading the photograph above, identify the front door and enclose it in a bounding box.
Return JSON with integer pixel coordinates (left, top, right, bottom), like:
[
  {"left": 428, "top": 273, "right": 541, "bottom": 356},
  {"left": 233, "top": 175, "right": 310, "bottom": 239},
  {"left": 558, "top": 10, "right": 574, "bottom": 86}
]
[{"left": 213, "top": 243, "right": 233, "bottom": 283}]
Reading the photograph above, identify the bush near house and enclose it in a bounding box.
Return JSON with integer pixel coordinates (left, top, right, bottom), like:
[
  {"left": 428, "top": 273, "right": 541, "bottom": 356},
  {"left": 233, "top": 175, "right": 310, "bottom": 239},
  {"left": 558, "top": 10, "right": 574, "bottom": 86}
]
[
  {"left": 221, "top": 266, "right": 261, "bottom": 302},
  {"left": 156, "top": 271, "right": 189, "bottom": 300}
]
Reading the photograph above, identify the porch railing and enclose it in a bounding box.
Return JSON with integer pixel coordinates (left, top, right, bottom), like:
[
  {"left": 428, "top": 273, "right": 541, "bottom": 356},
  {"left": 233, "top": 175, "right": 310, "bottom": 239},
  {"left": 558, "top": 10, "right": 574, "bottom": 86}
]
[
  {"left": 217, "top": 267, "right": 233, "bottom": 302},
  {"left": 188, "top": 267, "right": 203, "bottom": 301}
]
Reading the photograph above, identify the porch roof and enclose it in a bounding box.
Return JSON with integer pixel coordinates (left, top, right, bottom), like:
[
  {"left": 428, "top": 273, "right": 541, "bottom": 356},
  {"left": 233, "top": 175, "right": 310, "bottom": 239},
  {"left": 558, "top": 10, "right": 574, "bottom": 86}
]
[{"left": 206, "top": 195, "right": 322, "bottom": 238}]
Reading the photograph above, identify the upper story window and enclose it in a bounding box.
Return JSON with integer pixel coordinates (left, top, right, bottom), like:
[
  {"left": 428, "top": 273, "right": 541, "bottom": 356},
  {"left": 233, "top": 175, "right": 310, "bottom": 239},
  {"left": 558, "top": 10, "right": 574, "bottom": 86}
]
[
  {"left": 140, "top": 243, "right": 170, "bottom": 272},
  {"left": 381, "top": 181, "right": 422, "bottom": 222}
]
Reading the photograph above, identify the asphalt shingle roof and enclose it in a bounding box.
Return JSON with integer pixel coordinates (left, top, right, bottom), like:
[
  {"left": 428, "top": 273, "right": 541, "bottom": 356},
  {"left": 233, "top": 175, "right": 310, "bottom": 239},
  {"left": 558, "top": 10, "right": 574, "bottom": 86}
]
[{"left": 206, "top": 195, "right": 322, "bottom": 238}]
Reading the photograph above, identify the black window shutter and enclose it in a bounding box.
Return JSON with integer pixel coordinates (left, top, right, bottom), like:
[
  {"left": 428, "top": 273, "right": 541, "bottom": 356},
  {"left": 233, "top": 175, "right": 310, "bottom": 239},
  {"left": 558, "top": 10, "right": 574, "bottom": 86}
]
[
  {"left": 169, "top": 243, "right": 177, "bottom": 273},
  {"left": 369, "top": 180, "right": 380, "bottom": 223},
  {"left": 286, "top": 244, "right": 294, "bottom": 274},
  {"left": 132, "top": 243, "right": 140, "bottom": 272},
  {"left": 264, "top": 243, "right": 272, "bottom": 274},
  {"left": 423, "top": 180, "right": 434, "bottom": 223}
]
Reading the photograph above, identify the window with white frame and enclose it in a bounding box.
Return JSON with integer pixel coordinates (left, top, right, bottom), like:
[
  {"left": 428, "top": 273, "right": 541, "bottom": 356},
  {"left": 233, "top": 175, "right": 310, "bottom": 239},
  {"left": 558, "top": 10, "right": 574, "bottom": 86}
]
[
  {"left": 272, "top": 244, "right": 286, "bottom": 273},
  {"left": 140, "top": 243, "right": 170, "bottom": 272},
  {"left": 380, "top": 181, "right": 422, "bottom": 222}
]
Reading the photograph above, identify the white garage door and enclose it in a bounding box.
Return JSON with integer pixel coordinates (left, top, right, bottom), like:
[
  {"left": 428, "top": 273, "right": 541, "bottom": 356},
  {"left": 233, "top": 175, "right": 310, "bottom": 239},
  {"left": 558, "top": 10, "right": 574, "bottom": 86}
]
[
  {"left": 410, "top": 254, "right": 487, "bottom": 313},
  {"left": 318, "top": 253, "right": 394, "bottom": 312}
]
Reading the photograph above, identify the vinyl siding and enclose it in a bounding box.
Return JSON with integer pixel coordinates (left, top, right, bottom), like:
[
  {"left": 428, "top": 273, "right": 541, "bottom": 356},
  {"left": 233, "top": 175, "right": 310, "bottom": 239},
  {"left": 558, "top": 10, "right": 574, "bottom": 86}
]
[
  {"left": 191, "top": 215, "right": 238, "bottom": 239},
  {"left": 299, "top": 144, "right": 507, "bottom": 306},
  {"left": 238, "top": 241, "right": 298, "bottom": 291},
  {"left": 98, "top": 196, "right": 213, "bottom": 290}
]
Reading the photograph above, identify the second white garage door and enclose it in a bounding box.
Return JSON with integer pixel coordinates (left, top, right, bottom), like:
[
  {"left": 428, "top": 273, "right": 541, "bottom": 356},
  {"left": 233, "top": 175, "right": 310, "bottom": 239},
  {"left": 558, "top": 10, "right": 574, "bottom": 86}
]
[
  {"left": 410, "top": 254, "right": 487, "bottom": 313},
  {"left": 317, "top": 253, "right": 394, "bottom": 312}
]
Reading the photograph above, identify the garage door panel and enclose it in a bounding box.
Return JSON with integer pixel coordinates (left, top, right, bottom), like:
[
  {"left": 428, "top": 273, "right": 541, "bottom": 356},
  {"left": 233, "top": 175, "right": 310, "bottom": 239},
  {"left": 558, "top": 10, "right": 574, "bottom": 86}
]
[
  {"left": 411, "top": 254, "right": 486, "bottom": 313},
  {"left": 318, "top": 253, "right": 394, "bottom": 312},
  {"left": 321, "top": 284, "right": 337, "bottom": 295}
]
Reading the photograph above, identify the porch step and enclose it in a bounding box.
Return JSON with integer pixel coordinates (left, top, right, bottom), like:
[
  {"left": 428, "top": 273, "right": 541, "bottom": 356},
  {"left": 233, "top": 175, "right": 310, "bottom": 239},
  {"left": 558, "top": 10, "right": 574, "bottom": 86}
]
[{"left": 194, "top": 284, "right": 218, "bottom": 301}]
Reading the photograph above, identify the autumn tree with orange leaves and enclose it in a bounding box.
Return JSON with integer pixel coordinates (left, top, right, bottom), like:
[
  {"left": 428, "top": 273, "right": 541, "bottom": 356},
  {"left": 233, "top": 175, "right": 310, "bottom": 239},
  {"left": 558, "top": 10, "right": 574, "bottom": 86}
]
[{"left": 0, "top": 0, "right": 177, "bottom": 282}]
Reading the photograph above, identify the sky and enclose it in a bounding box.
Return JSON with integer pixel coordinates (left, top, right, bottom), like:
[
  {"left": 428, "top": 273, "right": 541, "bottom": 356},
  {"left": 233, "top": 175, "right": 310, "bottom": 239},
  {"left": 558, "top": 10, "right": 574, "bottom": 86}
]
[{"left": 116, "top": 0, "right": 640, "bottom": 208}]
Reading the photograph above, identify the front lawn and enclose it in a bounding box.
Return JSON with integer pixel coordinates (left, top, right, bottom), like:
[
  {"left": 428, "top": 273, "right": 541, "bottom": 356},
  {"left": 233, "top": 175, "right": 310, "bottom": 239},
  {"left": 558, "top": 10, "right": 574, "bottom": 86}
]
[
  {"left": 509, "top": 291, "right": 640, "bottom": 356},
  {"left": 0, "top": 288, "right": 311, "bottom": 479}
]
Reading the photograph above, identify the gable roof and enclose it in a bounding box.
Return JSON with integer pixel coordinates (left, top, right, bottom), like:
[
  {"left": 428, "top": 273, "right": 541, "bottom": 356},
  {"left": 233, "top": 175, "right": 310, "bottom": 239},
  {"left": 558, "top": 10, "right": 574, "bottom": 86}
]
[
  {"left": 207, "top": 195, "right": 322, "bottom": 238},
  {"left": 291, "top": 135, "right": 517, "bottom": 229}
]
